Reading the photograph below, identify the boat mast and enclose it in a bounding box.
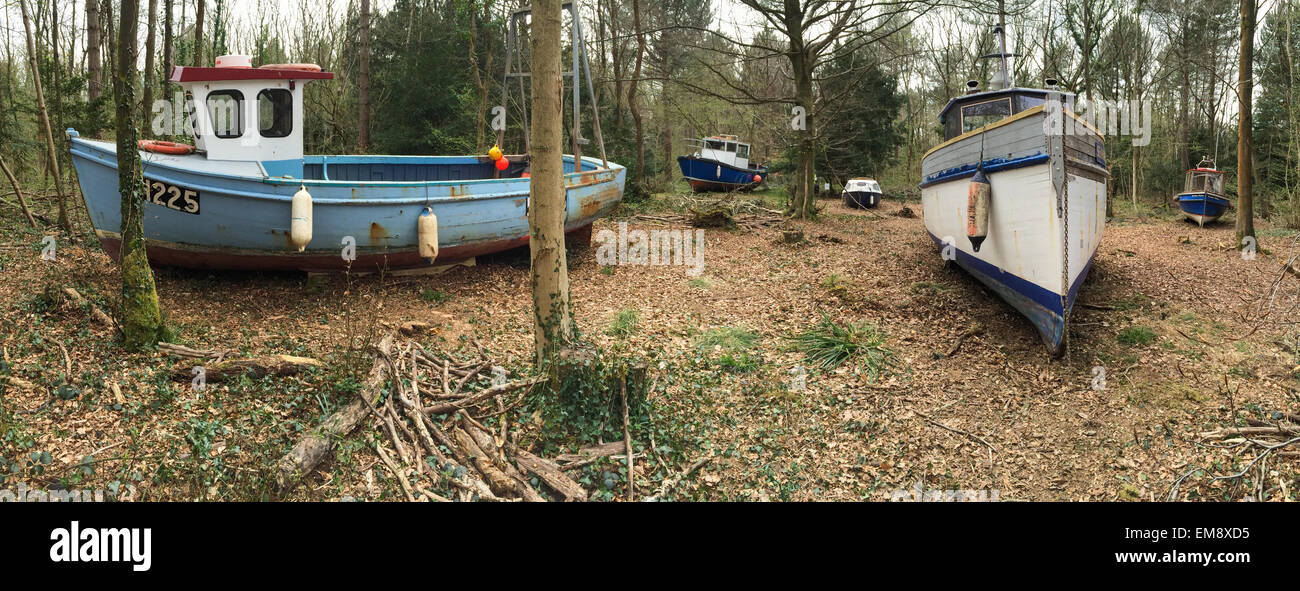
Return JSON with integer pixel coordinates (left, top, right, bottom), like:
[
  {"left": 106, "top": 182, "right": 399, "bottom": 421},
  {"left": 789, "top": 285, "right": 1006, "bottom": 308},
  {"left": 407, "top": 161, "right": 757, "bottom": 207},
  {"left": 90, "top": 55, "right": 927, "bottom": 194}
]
[{"left": 996, "top": 0, "right": 1013, "bottom": 88}]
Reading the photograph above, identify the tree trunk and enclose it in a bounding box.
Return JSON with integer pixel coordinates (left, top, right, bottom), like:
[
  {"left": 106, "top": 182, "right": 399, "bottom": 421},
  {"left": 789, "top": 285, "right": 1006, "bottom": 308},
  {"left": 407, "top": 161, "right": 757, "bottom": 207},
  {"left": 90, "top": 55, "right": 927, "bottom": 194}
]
[
  {"left": 163, "top": 0, "right": 173, "bottom": 77},
  {"left": 18, "top": 0, "right": 70, "bottom": 232},
  {"left": 529, "top": 0, "right": 573, "bottom": 366},
  {"left": 790, "top": 46, "right": 815, "bottom": 218},
  {"left": 87, "top": 0, "right": 102, "bottom": 102},
  {"left": 608, "top": 0, "right": 623, "bottom": 127},
  {"left": 194, "top": 0, "right": 205, "bottom": 66},
  {"left": 1236, "top": 0, "right": 1256, "bottom": 242},
  {"left": 358, "top": 0, "right": 371, "bottom": 151},
  {"left": 143, "top": 0, "right": 157, "bottom": 127},
  {"left": 629, "top": 0, "right": 646, "bottom": 183},
  {"left": 0, "top": 154, "right": 37, "bottom": 227},
  {"left": 114, "top": 0, "right": 166, "bottom": 350}
]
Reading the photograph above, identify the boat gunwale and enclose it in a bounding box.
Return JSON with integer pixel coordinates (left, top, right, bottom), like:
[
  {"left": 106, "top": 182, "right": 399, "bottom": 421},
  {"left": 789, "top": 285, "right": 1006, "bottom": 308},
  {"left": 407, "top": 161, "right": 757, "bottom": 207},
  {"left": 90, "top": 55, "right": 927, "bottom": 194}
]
[{"left": 69, "top": 135, "right": 624, "bottom": 197}]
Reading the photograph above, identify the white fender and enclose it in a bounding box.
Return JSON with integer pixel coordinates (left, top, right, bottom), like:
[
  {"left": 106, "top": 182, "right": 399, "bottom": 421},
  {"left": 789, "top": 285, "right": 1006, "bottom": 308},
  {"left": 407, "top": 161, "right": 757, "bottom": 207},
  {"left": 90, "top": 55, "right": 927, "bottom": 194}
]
[
  {"left": 418, "top": 207, "right": 439, "bottom": 261},
  {"left": 290, "top": 185, "right": 312, "bottom": 252}
]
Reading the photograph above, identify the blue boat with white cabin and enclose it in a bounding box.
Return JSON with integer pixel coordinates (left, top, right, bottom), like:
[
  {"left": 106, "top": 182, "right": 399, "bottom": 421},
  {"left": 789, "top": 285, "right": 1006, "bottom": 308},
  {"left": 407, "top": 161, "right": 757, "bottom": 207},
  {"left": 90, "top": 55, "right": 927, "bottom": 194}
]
[
  {"left": 67, "top": 55, "right": 625, "bottom": 272},
  {"left": 1173, "top": 159, "right": 1231, "bottom": 226},
  {"left": 676, "top": 135, "right": 767, "bottom": 192},
  {"left": 920, "top": 23, "right": 1108, "bottom": 356}
]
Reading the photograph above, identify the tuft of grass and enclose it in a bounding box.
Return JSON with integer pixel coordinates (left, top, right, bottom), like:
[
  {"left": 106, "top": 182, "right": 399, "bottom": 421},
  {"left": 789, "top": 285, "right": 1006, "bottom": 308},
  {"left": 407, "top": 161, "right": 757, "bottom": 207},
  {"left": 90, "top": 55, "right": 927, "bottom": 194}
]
[
  {"left": 607, "top": 307, "right": 640, "bottom": 337},
  {"left": 1118, "top": 326, "right": 1158, "bottom": 347},
  {"left": 688, "top": 276, "right": 712, "bottom": 289},
  {"left": 821, "top": 273, "right": 853, "bottom": 297},
  {"left": 695, "top": 326, "right": 760, "bottom": 351},
  {"left": 419, "top": 289, "right": 450, "bottom": 304},
  {"left": 790, "top": 313, "right": 896, "bottom": 380}
]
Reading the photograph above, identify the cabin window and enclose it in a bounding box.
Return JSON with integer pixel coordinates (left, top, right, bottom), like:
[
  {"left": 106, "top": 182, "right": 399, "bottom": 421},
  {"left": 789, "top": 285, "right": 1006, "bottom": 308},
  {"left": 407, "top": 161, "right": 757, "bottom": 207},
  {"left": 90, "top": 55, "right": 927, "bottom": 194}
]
[
  {"left": 737, "top": 144, "right": 750, "bottom": 159},
  {"left": 258, "top": 89, "right": 293, "bottom": 138},
  {"left": 706, "top": 139, "right": 724, "bottom": 150},
  {"left": 960, "top": 98, "right": 1012, "bottom": 134},
  {"left": 725, "top": 142, "right": 737, "bottom": 152},
  {"left": 206, "top": 90, "right": 244, "bottom": 138}
]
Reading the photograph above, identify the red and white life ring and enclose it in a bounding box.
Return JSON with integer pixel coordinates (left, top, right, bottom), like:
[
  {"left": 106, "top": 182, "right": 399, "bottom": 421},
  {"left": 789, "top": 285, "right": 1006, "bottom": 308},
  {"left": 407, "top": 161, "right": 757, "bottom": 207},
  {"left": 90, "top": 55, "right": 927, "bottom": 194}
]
[
  {"left": 138, "top": 140, "right": 195, "bottom": 155},
  {"left": 259, "top": 63, "right": 323, "bottom": 72}
]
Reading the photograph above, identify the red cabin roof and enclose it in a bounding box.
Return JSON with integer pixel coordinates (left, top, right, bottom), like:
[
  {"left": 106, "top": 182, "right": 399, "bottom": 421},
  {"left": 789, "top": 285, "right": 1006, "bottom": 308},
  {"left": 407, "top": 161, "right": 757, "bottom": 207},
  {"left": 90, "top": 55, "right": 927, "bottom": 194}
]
[
  {"left": 169, "top": 66, "right": 334, "bottom": 83},
  {"left": 1187, "top": 167, "right": 1222, "bottom": 174}
]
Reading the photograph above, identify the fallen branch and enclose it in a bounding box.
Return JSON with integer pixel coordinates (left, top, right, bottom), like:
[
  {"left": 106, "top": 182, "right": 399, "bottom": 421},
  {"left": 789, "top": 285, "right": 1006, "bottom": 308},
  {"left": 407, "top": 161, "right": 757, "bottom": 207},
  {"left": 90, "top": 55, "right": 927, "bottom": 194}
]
[
  {"left": 174, "top": 354, "right": 322, "bottom": 382},
  {"left": 274, "top": 335, "right": 393, "bottom": 493},
  {"left": 63, "top": 288, "right": 115, "bottom": 328}
]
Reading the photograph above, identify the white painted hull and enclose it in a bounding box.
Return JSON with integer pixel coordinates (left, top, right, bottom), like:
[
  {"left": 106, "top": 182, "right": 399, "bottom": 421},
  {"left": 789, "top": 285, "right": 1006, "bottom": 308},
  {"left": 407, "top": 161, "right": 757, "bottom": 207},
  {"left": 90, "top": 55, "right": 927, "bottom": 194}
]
[{"left": 920, "top": 106, "right": 1107, "bottom": 354}]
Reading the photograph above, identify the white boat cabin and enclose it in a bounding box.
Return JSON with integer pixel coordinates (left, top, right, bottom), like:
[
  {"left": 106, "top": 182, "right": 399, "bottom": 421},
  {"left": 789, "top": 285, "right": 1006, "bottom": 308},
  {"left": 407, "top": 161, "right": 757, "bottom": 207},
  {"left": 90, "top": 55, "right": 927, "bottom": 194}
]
[
  {"left": 170, "top": 55, "right": 333, "bottom": 178},
  {"left": 1184, "top": 167, "right": 1225, "bottom": 196},
  {"left": 687, "top": 135, "right": 753, "bottom": 169},
  {"left": 844, "top": 178, "right": 881, "bottom": 194}
]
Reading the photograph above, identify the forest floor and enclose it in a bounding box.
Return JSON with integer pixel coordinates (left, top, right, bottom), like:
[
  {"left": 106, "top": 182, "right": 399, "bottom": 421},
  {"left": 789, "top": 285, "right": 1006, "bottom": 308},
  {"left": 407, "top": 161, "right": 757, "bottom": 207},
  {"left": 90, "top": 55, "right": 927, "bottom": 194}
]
[{"left": 1, "top": 188, "right": 1298, "bottom": 501}]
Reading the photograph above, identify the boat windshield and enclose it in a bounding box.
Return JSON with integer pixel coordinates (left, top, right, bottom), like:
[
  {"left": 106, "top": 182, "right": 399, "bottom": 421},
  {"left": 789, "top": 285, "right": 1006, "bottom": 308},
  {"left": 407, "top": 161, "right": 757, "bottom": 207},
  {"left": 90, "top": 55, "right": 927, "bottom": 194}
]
[
  {"left": 961, "top": 97, "right": 1013, "bottom": 133},
  {"left": 705, "top": 139, "right": 725, "bottom": 150},
  {"left": 737, "top": 144, "right": 750, "bottom": 159},
  {"left": 1185, "top": 171, "right": 1224, "bottom": 194}
]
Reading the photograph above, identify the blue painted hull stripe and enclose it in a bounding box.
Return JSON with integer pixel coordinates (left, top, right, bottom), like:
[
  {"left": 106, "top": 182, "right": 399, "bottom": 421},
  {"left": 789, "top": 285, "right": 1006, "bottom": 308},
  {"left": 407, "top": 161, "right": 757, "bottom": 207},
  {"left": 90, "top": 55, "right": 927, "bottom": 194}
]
[
  {"left": 920, "top": 153, "right": 1050, "bottom": 188},
  {"left": 927, "top": 232, "right": 1096, "bottom": 349}
]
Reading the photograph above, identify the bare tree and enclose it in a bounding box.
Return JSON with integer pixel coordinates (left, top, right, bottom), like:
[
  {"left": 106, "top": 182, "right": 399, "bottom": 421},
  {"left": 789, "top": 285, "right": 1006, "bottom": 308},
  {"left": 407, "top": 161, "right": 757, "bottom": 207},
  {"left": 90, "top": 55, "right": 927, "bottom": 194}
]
[
  {"left": 1237, "top": 0, "right": 1258, "bottom": 242},
  {"left": 195, "top": 0, "right": 205, "bottom": 66},
  {"left": 87, "top": 0, "right": 102, "bottom": 101},
  {"left": 114, "top": 0, "right": 166, "bottom": 349},
  {"left": 358, "top": 0, "right": 371, "bottom": 150},
  {"left": 144, "top": 0, "right": 158, "bottom": 125},
  {"left": 628, "top": 0, "right": 646, "bottom": 181},
  {"left": 18, "top": 0, "right": 70, "bottom": 231},
  {"left": 529, "top": 0, "right": 574, "bottom": 365},
  {"left": 677, "top": 1, "right": 933, "bottom": 217}
]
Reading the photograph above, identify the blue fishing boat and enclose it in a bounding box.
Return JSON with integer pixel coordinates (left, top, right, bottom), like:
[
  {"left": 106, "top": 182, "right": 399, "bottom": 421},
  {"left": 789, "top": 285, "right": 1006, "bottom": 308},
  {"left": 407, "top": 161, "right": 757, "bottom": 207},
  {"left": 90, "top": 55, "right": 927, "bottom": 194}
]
[
  {"left": 67, "top": 55, "right": 624, "bottom": 272},
  {"left": 920, "top": 23, "right": 1108, "bottom": 356},
  {"left": 1173, "top": 159, "right": 1231, "bottom": 226},
  {"left": 676, "top": 135, "right": 766, "bottom": 192}
]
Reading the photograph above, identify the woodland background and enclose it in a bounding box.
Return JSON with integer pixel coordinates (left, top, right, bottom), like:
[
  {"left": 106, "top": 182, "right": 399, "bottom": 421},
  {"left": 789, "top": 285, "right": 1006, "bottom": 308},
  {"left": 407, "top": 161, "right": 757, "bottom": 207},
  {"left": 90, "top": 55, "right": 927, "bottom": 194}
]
[{"left": 1, "top": 0, "right": 1299, "bottom": 229}]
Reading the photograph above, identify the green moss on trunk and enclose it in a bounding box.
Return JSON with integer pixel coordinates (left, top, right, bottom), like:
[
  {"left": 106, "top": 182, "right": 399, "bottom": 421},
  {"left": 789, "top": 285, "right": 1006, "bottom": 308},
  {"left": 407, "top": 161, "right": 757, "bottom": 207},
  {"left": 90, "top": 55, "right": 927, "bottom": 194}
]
[{"left": 114, "top": 0, "right": 165, "bottom": 350}]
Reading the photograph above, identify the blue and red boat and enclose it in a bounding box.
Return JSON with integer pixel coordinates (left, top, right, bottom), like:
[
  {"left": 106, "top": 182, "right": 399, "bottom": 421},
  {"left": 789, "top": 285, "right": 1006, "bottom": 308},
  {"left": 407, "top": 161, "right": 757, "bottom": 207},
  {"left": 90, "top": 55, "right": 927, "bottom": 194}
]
[
  {"left": 1174, "top": 159, "right": 1231, "bottom": 226},
  {"left": 676, "top": 135, "right": 766, "bottom": 192},
  {"left": 66, "top": 55, "right": 625, "bottom": 272}
]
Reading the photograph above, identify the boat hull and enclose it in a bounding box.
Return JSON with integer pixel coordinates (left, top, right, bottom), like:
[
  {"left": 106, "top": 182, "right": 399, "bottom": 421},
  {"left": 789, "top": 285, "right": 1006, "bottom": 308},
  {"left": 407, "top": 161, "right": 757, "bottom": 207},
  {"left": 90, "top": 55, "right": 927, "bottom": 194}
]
[
  {"left": 920, "top": 105, "right": 1107, "bottom": 354},
  {"left": 1174, "top": 192, "right": 1230, "bottom": 226},
  {"left": 842, "top": 190, "right": 880, "bottom": 208},
  {"left": 676, "top": 155, "right": 764, "bottom": 192},
  {"left": 69, "top": 137, "right": 625, "bottom": 271}
]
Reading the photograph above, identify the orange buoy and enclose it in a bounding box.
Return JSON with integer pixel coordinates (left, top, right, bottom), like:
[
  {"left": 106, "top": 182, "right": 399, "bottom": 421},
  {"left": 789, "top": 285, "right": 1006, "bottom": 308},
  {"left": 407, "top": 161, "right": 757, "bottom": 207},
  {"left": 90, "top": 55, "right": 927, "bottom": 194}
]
[
  {"left": 495, "top": 156, "right": 509, "bottom": 171},
  {"left": 753, "top": 174, "right": 762, "bottom": 183},
  {"left": 521, "top": 172, "right": 531, "bottom": 178},
  {"left": 138, "top": 139, "right": 195, "bottom": 155},
  {"left": 966, "top": 167, "right": 991, "bottom": 252}
]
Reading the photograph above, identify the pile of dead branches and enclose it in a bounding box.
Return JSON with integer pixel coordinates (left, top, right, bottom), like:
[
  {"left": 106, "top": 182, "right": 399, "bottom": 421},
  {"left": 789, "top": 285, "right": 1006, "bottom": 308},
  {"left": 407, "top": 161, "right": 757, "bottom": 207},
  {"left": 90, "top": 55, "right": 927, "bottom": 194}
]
[{"left": 1169, "top": 413, "right": 1300, "bottom": 500}]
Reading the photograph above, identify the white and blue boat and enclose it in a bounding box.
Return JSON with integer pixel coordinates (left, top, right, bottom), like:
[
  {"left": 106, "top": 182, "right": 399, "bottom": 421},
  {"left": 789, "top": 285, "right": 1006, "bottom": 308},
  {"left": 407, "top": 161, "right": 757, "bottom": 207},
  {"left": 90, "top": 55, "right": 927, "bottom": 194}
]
[
  {"left": 676, "top": 135, "right": 766, "bottom": 192},
  {"left": 1173, "top": 159, "right": 1231, "bottom": 226},
  {"left": 920, "top": 26, "right": 1108, "bottom": 355},
  {"left": 841, "top": 177, "right": 883, "bottom": 208},
  {"left": 67, "top": 57, "right": 625, "bottom": 272}
]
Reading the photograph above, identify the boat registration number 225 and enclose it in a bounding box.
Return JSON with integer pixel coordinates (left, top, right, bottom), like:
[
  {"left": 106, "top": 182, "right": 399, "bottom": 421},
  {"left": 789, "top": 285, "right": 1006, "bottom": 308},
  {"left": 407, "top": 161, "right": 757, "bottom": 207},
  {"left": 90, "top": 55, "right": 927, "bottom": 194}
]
[{"left": 145, "top": 179, "right": 200, "bottom": 215}]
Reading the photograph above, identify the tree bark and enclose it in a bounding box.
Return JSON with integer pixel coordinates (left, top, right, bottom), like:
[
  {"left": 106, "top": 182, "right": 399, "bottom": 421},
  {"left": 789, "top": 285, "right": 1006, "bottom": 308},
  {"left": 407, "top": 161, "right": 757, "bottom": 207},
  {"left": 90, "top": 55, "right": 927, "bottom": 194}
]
[
  {"left": 529, "top": 0, "right": 574, "bottom": 366},
  {"left": 1237, "top": 0, "right": 1256, "bottom": 242},
  {"left": 194, "top": 0, "right": 205, "bottom": 66},
  {"left": 87, "top": 0, "right": 102, "bottom": 102},
  {"left": 18, "top": 0, "right": 70, "bottom": 232},
  {"left": 114, "top": 0, "right": 166, "bottom": 350},
  {"left": 628, "top": 0, "right": 646, "bottom": 183},
  {"left": 163, "top": 0, "right": 173, "bottom": 77},
  {"left": 143, "top": 0, "right": 158, "bottom": 127},
  {"left": 358, "top": 0, "right": 371, "bottom": 151}
]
